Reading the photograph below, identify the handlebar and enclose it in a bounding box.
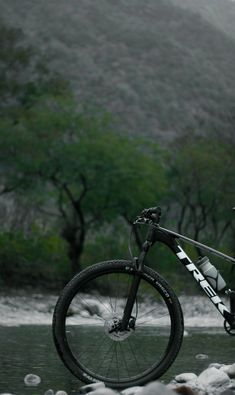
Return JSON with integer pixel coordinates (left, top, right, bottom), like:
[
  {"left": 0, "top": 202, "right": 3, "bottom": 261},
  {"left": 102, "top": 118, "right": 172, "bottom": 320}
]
[{"left": 134, "top": 206, "right": 161, "bottom": 225}]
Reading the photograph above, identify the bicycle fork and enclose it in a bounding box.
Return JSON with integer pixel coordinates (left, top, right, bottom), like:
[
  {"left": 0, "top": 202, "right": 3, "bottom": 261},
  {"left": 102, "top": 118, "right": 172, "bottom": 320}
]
[{"left": 121, "top": 227, "right": 155, "bottom": 332}]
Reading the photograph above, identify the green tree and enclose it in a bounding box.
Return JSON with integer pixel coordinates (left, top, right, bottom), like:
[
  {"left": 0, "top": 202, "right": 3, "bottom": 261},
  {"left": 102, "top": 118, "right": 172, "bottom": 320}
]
[
  {"left": 0, "top": 96, "right": 166, "bottom": 273},
  {"left": 168, "top": 134, "right": 235, "bottom": 251}
]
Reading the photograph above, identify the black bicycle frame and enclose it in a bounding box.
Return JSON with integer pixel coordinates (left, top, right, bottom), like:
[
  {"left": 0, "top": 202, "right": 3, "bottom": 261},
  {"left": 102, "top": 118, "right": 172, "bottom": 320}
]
[{"left": 121, "top": 224, "right": 235, "bottom": 330}]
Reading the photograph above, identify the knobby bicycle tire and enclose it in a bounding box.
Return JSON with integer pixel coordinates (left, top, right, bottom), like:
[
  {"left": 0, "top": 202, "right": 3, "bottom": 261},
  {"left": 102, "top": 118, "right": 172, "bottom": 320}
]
[{"left": 53, "top": 260, "right": 184, "bottom": 389}]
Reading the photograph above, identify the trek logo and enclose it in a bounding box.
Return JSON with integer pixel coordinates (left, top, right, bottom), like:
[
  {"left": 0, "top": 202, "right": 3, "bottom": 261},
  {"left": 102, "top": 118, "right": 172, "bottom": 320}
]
[{"left": 176, "top": 246, "right": 229, "bottom": 316}]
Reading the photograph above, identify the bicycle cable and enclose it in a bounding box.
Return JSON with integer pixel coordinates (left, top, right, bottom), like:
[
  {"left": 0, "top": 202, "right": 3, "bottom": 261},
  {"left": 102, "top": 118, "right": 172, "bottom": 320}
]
[{"left": 128, "top": 224, "right": 135, "bottom": 260}]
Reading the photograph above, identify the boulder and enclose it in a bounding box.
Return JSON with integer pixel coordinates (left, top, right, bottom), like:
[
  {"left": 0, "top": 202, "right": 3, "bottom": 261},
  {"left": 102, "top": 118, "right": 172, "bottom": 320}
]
[{"left": 198, "top": 367, "right": 230, "bottom": 389}]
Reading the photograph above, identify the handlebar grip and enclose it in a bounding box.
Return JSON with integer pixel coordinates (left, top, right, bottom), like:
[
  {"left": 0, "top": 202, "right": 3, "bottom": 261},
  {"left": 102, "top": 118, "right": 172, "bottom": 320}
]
[{"left": 141, "top": 206, "right": 161, "bottom": 217}]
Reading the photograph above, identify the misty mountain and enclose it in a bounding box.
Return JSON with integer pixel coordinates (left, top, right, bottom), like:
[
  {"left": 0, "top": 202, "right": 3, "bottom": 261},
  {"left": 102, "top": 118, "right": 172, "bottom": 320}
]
[
  {"left": 0, "top": 0, "right": 235, "bottom": 140},
  {"left": 171, "top": 0, "right": 235, "bottom": 41}
]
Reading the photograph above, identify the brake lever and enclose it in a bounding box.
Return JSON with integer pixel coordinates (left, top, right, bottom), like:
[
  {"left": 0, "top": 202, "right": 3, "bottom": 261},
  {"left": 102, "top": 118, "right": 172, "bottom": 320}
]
[{"left": 133, "top": 217, "right": 151, "bottom": 225}]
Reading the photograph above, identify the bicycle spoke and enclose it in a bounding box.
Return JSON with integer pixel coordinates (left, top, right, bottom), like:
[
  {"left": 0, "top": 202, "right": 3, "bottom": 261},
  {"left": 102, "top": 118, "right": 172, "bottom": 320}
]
[{"left": 59, "top": 262, "right": 183, "bottom": 386}]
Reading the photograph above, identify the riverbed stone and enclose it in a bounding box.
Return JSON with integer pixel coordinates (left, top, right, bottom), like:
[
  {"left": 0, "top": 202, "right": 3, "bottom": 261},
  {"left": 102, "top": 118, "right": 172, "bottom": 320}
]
[
  {"left": 55, "top": 391, "right": 68, "bottom": 395},
  {"left": 209, "top": 363, "right": 224, "bottom": 369},
  {"left": 229, "top": 380, "right": 235, "bottom": 389},
  {"left": 44, "top": 390, "right": 54, "bottom": 395},
  {"left": 198, "top": 367, "right": 230, "bottom": 388},
  {"left": 175, "top": 373, "right": 198, "bottom": 383},
  {"left": 79, "top": 382, "right": 105, "bottom": 394},
  {"left": 195, "top": 354, "right": 209, "bottom": 360},
  {"left": 141, "top": 381, "right": 176, "bottom": 395},
  {"left": 121, "top": 386, "right": 143, "bottom": 395},
  {"left": 24, "top": 373, "right": 41, "bottom": 386},
  {"left": 173, "top": 386, "right": 197, "bottom": 395},
  {"left": 225, "top": 364, "right": 235, "bottom": 379},
  {"left": 87, "top": 389, "right": 118, "bottom": 395}
]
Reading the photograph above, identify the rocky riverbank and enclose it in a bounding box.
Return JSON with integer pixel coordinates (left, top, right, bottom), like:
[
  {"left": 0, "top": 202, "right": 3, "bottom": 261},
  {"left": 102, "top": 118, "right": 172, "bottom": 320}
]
[
  {"left": 19, "top": 363, "right": 235, "bottom": 395},
  {"left": 0, "top": 291, "right": 227, "bottom": 327},
  {"left": 78, "top": 363, "right": 235, "bottom": 395}
]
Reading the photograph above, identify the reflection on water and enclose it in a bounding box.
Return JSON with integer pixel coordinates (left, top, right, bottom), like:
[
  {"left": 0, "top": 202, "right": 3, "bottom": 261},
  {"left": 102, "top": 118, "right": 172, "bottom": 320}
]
[{"left": 0, "top": 325, "right": 234, "bottom": 394}]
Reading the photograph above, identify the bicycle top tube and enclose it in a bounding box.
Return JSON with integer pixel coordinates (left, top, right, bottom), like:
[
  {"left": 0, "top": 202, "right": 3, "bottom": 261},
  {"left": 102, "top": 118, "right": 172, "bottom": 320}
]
[{"left": 158, "top": 226, "right": 235, "bottom": 265}]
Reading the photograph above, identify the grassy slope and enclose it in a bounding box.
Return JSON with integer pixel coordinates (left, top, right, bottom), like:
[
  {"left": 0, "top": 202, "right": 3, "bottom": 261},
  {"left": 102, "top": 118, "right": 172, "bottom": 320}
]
[{"left": 0, "top": 0, "right": 235, "bottom": 140}]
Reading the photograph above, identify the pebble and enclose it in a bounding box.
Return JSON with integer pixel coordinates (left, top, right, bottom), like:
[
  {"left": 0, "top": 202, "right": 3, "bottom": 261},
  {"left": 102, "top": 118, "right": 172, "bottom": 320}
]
[
  {"left": 175, "top": 373, "right": 198, "bottom": 383},
  {"left": 7, "top": 362, "right": 235, "bottom": 395},
  {"left": 195, "top": 354, "right": 209, "bottom": 360},
  {"left": 44, "top": 390, "right": 54, "bottom": 395},
  {"left": 24, "top": 373, "right": 41, "bottom": 386},
  {"left": 79, "top": 382, "right": 106, "bottom": 394}
]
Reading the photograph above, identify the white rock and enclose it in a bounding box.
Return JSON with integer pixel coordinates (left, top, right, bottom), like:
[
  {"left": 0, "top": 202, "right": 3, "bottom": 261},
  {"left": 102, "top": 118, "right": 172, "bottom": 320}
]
[
  {"left": 229, "top": 379, "right": 235, "bottom": 389},
  {"left": 88, "top": 389, "right": 118, "bottom": 395},
  {"left": 24, "top": 374, "right": 41, "bottom": 386},
  {"left": 226, "top": 364, "right": 235, "bottom": 379},
  {"left": 44, "top": 390, "right": 54, "bottom": 395},
  {"left": 55, "top": 391, "right": 67, "bottom": 395},
  {"left": 209, "top": 363, "right": 224, "bottom": 369},
  {"left": 175, "top": 373, "right": 198, "bottom": 383},
  {"left": 121, "top": 386, "right": 143, "bottom": 395},
  {"left": 195, "top": 354, "right": 209, "bottom": 360},
  {"left": 215, "top": 390, "right": 234, "bottom": 395},
  {"left": 79, "top": 382, "right": 106, "bottom": 394},
  {"left": 198, "top": 367, "right": 230, "bottom": 388},
  {"left": 141, "top": 381, "right": 176, "bottom": 395}
]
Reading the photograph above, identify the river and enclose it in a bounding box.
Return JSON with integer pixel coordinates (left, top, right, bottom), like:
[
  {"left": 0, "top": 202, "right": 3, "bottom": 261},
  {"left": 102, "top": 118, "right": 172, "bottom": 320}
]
[{"left": 0, "top": 292, "right": 234, "bottom": 394}]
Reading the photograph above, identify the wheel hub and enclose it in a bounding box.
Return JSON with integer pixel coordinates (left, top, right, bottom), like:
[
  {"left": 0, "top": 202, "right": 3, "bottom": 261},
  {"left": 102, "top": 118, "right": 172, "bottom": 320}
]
[{"left": 104, "top": 316, "right": 134, "bottom": 341}]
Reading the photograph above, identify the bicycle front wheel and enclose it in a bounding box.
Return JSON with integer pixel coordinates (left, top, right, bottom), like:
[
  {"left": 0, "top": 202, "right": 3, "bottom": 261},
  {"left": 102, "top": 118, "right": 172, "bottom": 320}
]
[{"left": 53, "top": 260, "right": 184, "bottom": 389}]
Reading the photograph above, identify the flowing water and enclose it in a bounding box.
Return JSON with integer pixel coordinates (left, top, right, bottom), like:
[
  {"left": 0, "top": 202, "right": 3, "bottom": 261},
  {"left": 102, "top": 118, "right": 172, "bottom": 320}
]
[{"left": 0, "top": 325, "right": 234, "bottom": 395}]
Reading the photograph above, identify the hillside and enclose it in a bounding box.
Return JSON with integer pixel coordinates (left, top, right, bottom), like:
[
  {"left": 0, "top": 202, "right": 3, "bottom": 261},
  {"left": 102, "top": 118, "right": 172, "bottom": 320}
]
[
  {"left": 0, "top": 0, "right": 235, "bottom": 140},
  {"left": 171, "top": 0, "right": 235, "bottom": 41}
]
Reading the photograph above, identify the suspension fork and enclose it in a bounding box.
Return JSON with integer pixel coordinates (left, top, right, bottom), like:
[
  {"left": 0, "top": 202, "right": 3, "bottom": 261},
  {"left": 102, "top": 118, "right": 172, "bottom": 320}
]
[{"left": 121, "top": 226, "right": 155, "bottom": 331}]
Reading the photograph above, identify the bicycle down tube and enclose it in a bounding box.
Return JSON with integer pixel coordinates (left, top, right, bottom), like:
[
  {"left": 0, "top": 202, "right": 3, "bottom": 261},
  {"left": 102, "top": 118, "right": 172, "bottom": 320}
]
[{"left": 153, "top": 226, "right": 235, "bottom": 327}]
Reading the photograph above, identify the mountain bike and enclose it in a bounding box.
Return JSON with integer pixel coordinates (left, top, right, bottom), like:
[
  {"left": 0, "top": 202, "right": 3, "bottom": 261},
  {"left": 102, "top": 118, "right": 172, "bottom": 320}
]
[{"left": 53, "top": 206, "right": 235, "bottom": 389}]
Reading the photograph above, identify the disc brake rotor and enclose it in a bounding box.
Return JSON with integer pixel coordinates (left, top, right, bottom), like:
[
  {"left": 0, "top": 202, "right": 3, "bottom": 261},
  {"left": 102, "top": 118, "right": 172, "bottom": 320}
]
[{"left": 104, "top": 316, "right": 134, "bottom": 341}]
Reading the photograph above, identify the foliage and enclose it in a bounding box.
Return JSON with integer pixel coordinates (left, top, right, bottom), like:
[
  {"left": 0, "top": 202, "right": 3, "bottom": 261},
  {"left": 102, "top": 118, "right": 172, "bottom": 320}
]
[
  {"left": 167, "top": 134, "right": 235, "bottom": 253},
  {"left": 0, "top": 18, "right": 234, "bottom": 293},
  {"left": 0, "top": 94, "right": 167, "bottom": 272},
  {"left": 0, "top": 230, "right": 70, "bottom": 288}
]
